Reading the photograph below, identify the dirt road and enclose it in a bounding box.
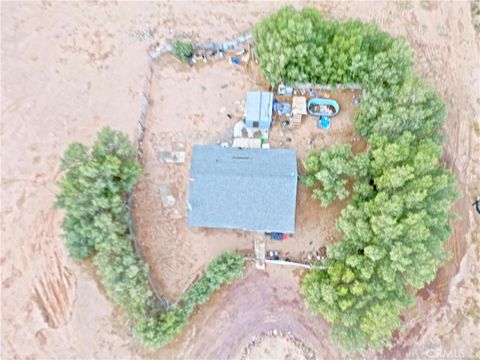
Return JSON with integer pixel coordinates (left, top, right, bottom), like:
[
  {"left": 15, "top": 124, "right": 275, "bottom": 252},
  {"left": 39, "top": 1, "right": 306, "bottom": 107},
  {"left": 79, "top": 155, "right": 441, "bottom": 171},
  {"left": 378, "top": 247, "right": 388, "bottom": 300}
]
[{"left": 2, "top": 1, "right": 478, "bottom": 359}]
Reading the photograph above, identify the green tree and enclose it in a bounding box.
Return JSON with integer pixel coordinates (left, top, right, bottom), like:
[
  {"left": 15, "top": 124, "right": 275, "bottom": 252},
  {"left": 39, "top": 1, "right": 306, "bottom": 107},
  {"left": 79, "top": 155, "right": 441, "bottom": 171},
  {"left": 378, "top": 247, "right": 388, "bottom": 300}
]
[
  {"left": 56, "top": 129, "right": 140, "bottom": 260},
  {"left": 302, "top": 133, "right": 458, "bottom": 353},
  {"left": 302, "top": 144, "right": 369, "bottom": 207},
  {"left": 57, "top": 129, "right": 245, "bottom": 349},
  {"left": 256, "top": 6, "right": 458, "bottom": 354},
  {"left": 356, "top": 74, "right": 446, "bottom": 139},
  {"left": 254, "top": 6, "right": 400, "bottom": 86},
  {"left": 56, "top": 128, "right": 152, "bottom": 319}
]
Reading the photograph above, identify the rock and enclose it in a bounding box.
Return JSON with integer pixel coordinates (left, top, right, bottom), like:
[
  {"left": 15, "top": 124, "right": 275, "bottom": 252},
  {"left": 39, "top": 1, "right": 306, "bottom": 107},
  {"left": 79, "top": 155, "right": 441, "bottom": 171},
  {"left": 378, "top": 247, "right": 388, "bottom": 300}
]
[
  {"left": 157, "top": 151, "right": 185, "bottom": 164},
  {"left": 158, "top": 184, "right": 176, "bottom": 208}
]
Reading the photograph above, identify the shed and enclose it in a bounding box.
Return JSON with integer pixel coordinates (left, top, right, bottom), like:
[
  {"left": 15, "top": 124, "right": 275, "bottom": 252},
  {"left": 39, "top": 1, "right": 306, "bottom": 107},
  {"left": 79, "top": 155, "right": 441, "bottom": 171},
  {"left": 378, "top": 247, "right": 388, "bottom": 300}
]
[
  {"left": 244, "top": 91, "right": 273, "bottom": 135},
  {"left": 188, "top": 145, "right": 298, "bottom": 234}
]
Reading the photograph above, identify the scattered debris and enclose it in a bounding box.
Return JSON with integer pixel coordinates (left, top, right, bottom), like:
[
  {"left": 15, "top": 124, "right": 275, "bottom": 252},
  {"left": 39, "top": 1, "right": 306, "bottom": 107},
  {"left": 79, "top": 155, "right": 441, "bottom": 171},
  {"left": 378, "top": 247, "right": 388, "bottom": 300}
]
[
  {"left": 157, "top": 151, "right": 186, "bottom": 164},
  {"left": 233, "top": 121, "right": 247, "bottom": 138},
  {"left": 277, "top": 83, "right": 294, "bottom": 95},
  {"left": 273, "top": 99, "right": 292, "bottom": 117},
  {"left": 240, "top": 329, "right": 316, "bottom": 360},
  {"left": 135, "top": 24, "right": 155, "bottom": 41},
  {"left": 232, "top": 137, "right": 261, "bottom": 148}
]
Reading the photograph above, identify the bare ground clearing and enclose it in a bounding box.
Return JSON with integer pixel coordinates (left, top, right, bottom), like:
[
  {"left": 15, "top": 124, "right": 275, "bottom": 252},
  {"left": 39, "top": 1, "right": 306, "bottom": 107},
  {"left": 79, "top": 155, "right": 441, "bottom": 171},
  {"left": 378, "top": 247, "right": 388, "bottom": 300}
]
[
  {"left": 132, "top": 57, "right": 361, "bottom": 302},
  {"left": 2, "top": 1, "right": 479, "bottom": 359}
]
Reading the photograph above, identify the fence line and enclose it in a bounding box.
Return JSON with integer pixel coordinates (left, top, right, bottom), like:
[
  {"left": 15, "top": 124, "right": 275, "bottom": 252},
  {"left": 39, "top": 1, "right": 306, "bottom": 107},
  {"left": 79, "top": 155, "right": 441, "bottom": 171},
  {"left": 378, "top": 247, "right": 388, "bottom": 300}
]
[{"left": 126, "top": 49, "right": 171, "bottom": 310}]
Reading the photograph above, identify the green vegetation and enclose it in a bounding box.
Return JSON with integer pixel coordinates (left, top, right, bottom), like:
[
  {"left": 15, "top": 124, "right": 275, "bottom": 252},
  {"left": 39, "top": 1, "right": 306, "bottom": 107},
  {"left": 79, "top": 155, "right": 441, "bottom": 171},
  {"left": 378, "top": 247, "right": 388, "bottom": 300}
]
[
  {"left": 254, "top": 7, "right": 411, "bottom": 87},
  {"left": 134, "top": 252, "right": 244, "bottom": 348},
  {"left": 171, "top": 40, "right": 194, "bottom": 62},
  {"left": 301, "top": 144, "right": 368, "bottom": 207},
  {"left": 255, "top": 6, "right": 459, "bottom": 354},
  {"left": 302, "top": 133, "right": 458, "bottom": 352},
  {"left": 56, "top": 128, "right": 244, "bottom": 349}
]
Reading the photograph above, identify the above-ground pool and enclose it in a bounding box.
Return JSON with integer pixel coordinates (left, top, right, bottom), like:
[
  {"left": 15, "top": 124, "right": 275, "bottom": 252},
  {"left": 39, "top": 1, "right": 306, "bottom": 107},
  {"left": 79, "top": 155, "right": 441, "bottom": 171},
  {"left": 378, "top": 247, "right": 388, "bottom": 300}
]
[{"left": 307, "top": 98, "right": 340, "bottom": 117}]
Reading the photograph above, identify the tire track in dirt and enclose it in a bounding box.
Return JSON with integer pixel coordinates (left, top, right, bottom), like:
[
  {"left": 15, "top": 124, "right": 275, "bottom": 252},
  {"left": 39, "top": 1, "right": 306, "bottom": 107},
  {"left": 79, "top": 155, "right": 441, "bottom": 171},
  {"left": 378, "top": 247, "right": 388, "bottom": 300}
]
[
  {"left": 156, "top": 265, "right": 342, "bottom": 360},
  {"left": 29, "top": 211, "right": 77, "bottom": 328}
]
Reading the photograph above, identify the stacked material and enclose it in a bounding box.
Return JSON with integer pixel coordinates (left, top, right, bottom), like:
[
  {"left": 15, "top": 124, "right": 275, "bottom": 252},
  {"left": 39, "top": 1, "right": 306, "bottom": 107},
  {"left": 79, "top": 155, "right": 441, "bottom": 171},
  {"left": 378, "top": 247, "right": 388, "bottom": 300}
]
[{"left": 291, "top": 96, "right": 307, "bottom": 125}]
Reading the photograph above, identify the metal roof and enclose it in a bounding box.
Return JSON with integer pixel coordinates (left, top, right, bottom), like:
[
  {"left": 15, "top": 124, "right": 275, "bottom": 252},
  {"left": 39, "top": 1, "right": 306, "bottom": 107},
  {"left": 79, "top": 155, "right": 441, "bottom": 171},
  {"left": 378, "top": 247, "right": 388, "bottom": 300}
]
[
  {"left": 188, "top": 145, "right": 298, "bottom": 233},
  {"left": 245, "top": 91, "right": 273, "bottom": 125}
]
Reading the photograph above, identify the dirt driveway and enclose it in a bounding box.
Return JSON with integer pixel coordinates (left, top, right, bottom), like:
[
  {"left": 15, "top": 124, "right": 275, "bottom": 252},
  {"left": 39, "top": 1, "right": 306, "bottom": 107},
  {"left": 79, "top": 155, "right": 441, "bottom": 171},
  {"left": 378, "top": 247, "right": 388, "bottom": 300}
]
[{"left": 155, "top": 264, "right": 342, "bottom": 360}]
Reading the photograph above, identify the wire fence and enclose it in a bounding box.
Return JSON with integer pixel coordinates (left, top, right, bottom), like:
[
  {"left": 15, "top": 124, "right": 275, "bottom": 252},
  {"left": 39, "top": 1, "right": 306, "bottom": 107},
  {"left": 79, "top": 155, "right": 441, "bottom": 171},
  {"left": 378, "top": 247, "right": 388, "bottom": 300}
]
[{"left": 126, "top": 50, "right": 171, "bottom": 310}]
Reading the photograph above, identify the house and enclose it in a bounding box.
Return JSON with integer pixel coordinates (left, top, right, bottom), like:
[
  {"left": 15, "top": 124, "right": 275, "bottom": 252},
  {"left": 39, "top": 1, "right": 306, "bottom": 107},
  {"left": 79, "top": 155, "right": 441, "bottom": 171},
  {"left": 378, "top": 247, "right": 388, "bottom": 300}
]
[
  {"left": 244, "top": 91, "right": 273, "bottom": 137},
  {"left": 187, "top": 145, "right": 298, "bottom": 234}
]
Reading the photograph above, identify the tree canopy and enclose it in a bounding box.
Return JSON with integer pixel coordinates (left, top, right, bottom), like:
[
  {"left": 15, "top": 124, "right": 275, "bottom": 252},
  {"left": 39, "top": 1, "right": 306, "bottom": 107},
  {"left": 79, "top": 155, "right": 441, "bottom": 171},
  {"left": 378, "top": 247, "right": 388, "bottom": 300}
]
[
  {"left": 56, "top": 128, "right": 245, "bottom": 349},
  {"left": 255, "top": 6, "right": 459, "bottom": 354},
  {"left": 302, "top": 133, "right": 457, "bottom": 352},
  {"left": 301, "top": 144, "right": 368, "bottom": 207}
]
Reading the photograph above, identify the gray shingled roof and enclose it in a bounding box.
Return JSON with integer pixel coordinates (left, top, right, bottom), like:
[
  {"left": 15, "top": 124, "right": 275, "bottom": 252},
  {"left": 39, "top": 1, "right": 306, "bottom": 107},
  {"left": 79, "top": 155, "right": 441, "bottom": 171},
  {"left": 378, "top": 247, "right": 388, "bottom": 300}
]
[
  {"left": 188, "top": 145, "right": 298, "bottom": 233},
  {"left": 245, "top": 91, "right": 273, "bottom": 127}
]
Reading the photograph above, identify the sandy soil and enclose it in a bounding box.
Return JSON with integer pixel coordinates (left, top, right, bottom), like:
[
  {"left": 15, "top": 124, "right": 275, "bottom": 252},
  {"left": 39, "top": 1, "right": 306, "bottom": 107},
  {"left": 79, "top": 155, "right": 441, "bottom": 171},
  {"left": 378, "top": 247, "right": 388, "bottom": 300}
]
[
  {"left": 154, "top": 264, "right": 341, "bottom": 360},
  {"left": 132, "top": 57, "right": 361, "bottom": 301},
  {"left": 2, "top": 1, "right": 479, "bottom": 360}
]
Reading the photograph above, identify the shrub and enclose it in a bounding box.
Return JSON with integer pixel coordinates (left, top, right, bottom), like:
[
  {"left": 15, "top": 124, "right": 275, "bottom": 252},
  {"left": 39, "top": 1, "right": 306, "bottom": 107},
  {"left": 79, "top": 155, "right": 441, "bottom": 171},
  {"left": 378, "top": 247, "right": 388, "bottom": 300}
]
[
  {"left": 171, "top": 40, "right": 194, "bottom": 62},
  {"left": 134, "top": 252, "right": 244, "bottom": 349}
]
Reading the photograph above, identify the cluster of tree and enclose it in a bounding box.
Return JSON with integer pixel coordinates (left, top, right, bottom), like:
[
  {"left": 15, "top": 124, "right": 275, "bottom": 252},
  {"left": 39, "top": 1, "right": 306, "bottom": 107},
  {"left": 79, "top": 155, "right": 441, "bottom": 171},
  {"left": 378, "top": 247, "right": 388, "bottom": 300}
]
[
  {"left": 302, "top": 133, "right": 458, "bottom": 352},
  {"left": 301, "top": 144, "right": 368, "bottom": 207},
  {"left": 254, "top": 7, "right": 411, "bottom": 88},
  {"left": 55, "top": 128, "right": 151, "bottom": 318},
  {"left": 255, "top": 6, "right": 458, "bottom": 354},
  {"left": 56, "top": 128, "right": 244, "bottom": 348}
]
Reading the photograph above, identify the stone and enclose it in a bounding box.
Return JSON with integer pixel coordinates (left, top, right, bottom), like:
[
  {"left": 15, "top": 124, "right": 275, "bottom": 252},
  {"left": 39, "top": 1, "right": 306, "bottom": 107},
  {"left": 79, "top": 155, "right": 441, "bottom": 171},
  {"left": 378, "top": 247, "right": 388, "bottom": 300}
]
[
  {"left": 157, "top": 151, "right": 185, "bottom": 164},
  {"left": 158, "top": 184, "right": 176, "bottom": 208}
]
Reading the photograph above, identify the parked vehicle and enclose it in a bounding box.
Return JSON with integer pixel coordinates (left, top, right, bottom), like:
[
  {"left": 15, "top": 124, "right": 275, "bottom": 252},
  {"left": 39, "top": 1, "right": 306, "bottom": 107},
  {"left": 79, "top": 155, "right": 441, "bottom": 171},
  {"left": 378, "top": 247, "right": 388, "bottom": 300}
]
[{"left": 266, "top": 232, "right": 287, "bottom": 241}]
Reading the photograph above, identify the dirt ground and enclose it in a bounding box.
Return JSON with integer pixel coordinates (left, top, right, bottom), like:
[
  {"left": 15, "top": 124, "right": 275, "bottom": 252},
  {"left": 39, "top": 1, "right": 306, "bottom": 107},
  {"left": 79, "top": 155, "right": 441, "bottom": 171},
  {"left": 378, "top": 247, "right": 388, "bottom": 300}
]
[
  {"left": 2, "top": 1, "right": 479, "bottom": 360},
  {"left": 154, "top": 264, "right": 342, "bottom": 360},
  {"left": 132, "top": 56, "right": 362, "bottom": 301}
]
